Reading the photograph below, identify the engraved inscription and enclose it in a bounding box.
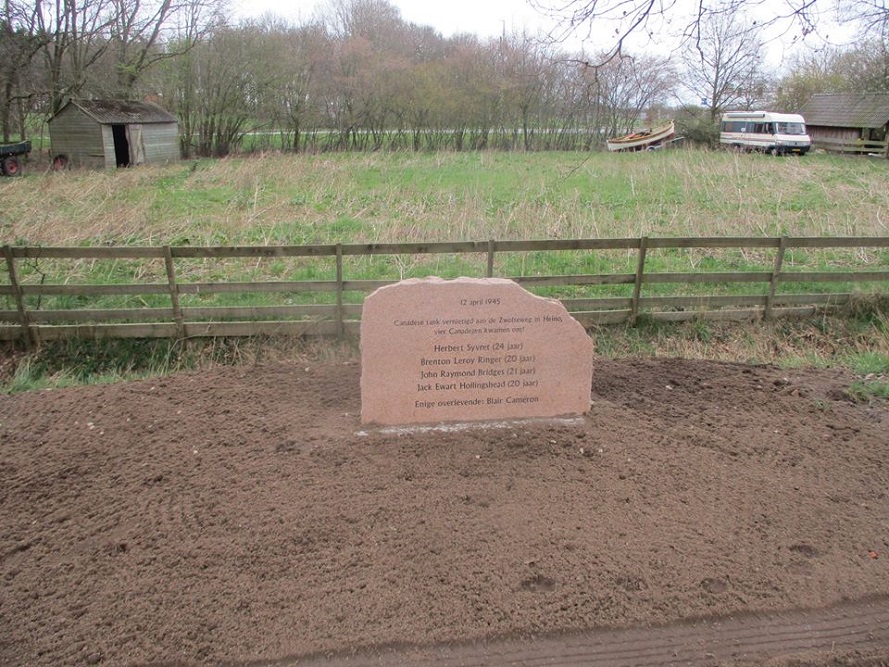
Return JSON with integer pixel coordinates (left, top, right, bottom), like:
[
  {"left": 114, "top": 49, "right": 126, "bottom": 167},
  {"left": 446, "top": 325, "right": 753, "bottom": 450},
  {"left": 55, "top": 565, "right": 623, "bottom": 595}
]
[{"left": 360, "top": 277, "right": 594, "bottom": 426}]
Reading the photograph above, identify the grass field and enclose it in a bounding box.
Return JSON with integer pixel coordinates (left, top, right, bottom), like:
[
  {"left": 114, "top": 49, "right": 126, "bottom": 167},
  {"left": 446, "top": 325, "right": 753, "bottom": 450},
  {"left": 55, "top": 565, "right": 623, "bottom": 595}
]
[
  {"left": 4, "top": 149, "right": 889, "bottom": 245},
  {"left": 2, "top": 148, "right": 889, "bottom": 393},
  {"left": 5, "top": 149, "right": 889, "bottom": 299}
]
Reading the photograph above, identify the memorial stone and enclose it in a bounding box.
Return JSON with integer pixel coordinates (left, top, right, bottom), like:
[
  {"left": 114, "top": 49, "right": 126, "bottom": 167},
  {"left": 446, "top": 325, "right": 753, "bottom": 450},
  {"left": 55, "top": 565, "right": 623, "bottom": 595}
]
[{"left": 360, "top": 277, "right": 594, "bottom": 426}]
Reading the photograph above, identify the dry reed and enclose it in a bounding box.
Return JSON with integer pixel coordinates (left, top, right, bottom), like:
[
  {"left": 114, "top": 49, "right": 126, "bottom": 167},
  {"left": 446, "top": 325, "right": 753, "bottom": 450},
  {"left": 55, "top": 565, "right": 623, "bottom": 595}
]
[{"left": 3, "top": 150, "right": 889, "bottom": 248}]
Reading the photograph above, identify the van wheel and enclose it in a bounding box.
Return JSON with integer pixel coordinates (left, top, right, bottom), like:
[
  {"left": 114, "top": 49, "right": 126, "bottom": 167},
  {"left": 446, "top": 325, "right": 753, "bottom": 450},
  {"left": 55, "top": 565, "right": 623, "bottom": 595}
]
[{"left": 770, "top": 147, "right": 780, "bottom": 156}]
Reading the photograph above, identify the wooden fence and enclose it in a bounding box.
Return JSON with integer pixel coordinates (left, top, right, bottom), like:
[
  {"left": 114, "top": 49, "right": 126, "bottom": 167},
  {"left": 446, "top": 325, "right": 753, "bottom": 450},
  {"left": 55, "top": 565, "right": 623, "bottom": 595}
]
[
  {"left": 811, "top": 137, "right": 889, "bottom": 157},
  {"left": 2, "top": 236, "right": 889, "bottom": 345}
]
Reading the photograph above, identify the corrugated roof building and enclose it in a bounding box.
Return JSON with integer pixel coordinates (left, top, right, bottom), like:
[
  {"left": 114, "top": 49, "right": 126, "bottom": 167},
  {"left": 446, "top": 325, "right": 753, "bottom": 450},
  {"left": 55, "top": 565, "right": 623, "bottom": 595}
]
[
  {"left": 798, "top": 93, "right": 889, "bottom": 156},
  {"left": 49, "top": 99, "right": 180, "bottom": 169}
]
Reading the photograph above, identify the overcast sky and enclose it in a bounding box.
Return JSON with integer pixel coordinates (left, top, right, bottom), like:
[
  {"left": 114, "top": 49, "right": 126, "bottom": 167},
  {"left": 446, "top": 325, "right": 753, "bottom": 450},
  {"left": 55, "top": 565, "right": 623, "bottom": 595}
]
[
  {"left": 231, "top": 0, "right": 854, "bottom": 69},
  {"left": 233, "top": 0, "right": 571, "bottom": 41}
]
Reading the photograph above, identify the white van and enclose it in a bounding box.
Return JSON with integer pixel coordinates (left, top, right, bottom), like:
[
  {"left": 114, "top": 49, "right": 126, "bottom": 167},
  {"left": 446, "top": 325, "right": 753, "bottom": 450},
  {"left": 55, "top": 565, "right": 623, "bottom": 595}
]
[{"left": 720, "top": 111, "right": 811, "bottom": 155}]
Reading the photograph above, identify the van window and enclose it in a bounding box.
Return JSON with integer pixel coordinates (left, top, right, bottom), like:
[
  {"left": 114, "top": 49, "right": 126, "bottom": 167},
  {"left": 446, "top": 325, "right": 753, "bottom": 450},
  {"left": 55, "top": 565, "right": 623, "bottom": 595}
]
[{"left": 777, "top": 122, "right": 806, "bottom": 135}]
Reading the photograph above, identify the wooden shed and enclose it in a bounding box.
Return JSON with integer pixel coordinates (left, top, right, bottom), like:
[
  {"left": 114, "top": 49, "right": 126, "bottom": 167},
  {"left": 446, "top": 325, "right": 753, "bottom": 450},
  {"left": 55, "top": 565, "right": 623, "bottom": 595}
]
[
  {"left": 798, "top": 93, "right": 889, "bottom": 156},
  {"left": 49, "top": 99, "right": 180, "bottom": 169}
]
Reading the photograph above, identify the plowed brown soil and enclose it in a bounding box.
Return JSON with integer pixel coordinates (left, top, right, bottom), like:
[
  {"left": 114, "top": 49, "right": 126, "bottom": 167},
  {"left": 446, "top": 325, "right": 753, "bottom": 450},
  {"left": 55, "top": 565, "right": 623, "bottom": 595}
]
[{"left": 1, "top": 357, "right": 888, "bottom": 666}]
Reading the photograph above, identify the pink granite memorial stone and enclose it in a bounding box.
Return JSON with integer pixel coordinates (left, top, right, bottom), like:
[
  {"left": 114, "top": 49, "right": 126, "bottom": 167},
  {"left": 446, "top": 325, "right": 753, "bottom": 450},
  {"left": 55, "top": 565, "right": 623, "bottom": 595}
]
[{"left": 360, "top": 277, "right": 594, "bottom": 426}]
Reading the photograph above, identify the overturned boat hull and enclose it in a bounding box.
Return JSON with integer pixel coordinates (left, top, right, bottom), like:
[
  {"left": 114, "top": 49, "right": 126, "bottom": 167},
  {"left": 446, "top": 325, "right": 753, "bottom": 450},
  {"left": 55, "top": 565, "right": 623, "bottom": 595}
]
[{"left": 607, "top": 121, "right": 675, "bottom": 152}]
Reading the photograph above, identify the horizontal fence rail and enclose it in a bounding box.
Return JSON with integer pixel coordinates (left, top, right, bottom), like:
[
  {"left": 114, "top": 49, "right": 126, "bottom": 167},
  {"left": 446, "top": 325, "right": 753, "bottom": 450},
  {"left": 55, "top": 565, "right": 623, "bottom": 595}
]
[
  {"left": 2, "top": 236, "right": 888, "bottom": 345},
  {"left": 812, "top": 137, "right": 889, "bottom": 157}
]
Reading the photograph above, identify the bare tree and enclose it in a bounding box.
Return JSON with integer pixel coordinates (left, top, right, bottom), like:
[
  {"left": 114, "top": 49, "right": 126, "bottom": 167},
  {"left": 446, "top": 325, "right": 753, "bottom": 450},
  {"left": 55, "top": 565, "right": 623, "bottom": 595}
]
[
  {"left": 843, "top": 38, "right": 889, "bottom": 92},
  {"left": 527, "top": 0, "right": 887, "bottom": 62},
  {"left": 34, "top": 0, "right": 118, "bottom": 114},
  {"left": 681, "top": 11, "right": 767, "bottom": 121},
  {"left": 261, "top": 20, "right": 330, "bottom": 152},
  {"left": 773, "top": 39, "right": 889, "bottom": 112},
  {"left": 325, "top": 0, "right": 402, "bottom": 42},
  {"left": 772, "top": 47, "right": 849, "bottom": 110},
  {"left": 839, "top": 0, "right": 889, "bottom": 39},
  {"left": 106, "top": 0, "right": 226, "bottom": 96},
  {"left": 24, "top": 0, "right": 224, "bottom": 123},
  {"left": 319, "top": 0, "right": 446, "bottom": 150},
  {"left": 1, "top": 0, "right": 44, "bottom": 140},
  {"left": 594, "top": 51, "right": 676, "bottom": 137},
  {"left": 167, "top": 22, "right": 288, "bottom": 157},
  {"left": 441, "top": 36, "right": 502, "bottom": 149}
]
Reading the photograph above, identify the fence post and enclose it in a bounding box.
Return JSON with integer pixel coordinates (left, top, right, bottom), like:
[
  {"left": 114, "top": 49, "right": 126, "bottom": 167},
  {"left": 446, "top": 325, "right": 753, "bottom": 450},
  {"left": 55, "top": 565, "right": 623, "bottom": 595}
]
[
  {"left": 336, "top": 244, "right": 345, "bottom": 338},
  {"left": 486, "top": 239, "right": 495, "bottom": 278},
  {"left": 630, "top": 236, "right": 648, "bottom": 324},
  {"left": 2, "top": 245, "right": 33, "bottom": 350},
  {"left": 163, "top": 246, "right": 185, "bottom": 339},
  {"left": 765, "top": 236, "right": 788, "bottom": 320}
]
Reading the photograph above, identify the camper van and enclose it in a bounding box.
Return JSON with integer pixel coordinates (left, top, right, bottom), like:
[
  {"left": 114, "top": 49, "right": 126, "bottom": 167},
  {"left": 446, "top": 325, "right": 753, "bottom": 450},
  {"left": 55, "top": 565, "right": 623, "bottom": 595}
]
[{"left": 720, "top": 111, "right": 811, "bottom": 155}]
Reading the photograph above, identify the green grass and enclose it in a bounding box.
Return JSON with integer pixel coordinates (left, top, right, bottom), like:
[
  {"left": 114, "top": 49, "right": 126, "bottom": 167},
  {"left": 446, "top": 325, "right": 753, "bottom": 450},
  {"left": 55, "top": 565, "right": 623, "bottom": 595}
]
[
  {"left": 846, "top": 350, "right": 889, "bottom": 375},
  {"left": 5, "top": 339, "right": 179, "bottom": 392},
  {"left": 849, "top": 379, "right": 889, "bottom": 400},
  {"left": 844, "top": 349, "right": 889, "bottom": 401},
  {"left": 5, "top": 149, "right": 888, "bottom": 247}
]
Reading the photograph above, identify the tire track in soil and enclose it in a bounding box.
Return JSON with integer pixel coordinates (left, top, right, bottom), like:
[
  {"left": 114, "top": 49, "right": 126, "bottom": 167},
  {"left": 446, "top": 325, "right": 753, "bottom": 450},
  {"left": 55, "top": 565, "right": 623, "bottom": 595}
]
[{"left": 269, "top": 595, "right": 889, "bottom": 667}]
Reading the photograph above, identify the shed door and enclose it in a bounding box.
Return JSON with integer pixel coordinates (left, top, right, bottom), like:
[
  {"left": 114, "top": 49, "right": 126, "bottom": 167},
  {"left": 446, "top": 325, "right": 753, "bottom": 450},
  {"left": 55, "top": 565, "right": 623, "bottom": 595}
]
[{"left": 127, "top": 124, "right": 145, "bottom": 165}]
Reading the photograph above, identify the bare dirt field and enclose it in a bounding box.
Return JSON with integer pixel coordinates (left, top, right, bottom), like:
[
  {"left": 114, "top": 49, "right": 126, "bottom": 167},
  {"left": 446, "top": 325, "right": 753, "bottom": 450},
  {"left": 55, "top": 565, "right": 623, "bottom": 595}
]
[{"left": 2, "top": 357, "right": 888, "bottom": 666}]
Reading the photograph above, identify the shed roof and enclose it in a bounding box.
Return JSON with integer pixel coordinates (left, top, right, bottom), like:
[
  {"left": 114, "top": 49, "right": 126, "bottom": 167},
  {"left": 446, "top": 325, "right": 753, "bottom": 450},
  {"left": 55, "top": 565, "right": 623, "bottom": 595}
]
[
  {"left": 56, "top": 99, "right": 178, "bottom": 125},
  {"left": 799, "top": 93, "right": 889, "bottom": 128}
]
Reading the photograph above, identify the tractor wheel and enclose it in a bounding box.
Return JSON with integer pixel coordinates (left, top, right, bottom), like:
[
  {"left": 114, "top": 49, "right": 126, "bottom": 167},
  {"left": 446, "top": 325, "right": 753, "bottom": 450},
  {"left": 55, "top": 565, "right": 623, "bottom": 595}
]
[{"left": 1, "top": 156, "right": 22, "bottom": 176}]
